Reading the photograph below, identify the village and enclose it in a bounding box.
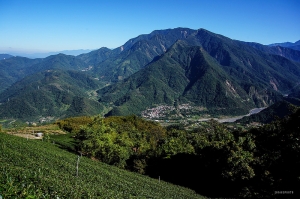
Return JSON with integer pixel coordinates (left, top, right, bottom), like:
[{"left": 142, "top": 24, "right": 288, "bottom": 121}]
[{"left": 141, "top": 103, "right": 206, "bottom": 120}]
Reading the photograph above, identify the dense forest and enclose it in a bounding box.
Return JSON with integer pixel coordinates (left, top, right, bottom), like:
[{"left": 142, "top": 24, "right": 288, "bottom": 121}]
[{"left": 54, "top": 108, "right": 300, "bottom": 198}]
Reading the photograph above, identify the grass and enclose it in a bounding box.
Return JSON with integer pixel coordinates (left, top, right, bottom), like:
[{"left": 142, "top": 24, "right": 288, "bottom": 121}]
[{"left": 0, "top": 132, "right": 205, "bottom": 198}]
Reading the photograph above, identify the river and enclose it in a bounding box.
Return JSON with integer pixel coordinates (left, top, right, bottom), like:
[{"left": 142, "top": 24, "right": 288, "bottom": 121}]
[
  {"left": 218, "top": 107, "right": 266, "bottom": 123},
  {"left": 197, "top": 107, "right": 266, "bottom": 123}
]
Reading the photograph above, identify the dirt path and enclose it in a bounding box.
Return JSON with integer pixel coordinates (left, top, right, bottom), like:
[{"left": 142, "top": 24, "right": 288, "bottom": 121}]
[{"left": 7, "top": 132, "right": 43, "bottom": 139}]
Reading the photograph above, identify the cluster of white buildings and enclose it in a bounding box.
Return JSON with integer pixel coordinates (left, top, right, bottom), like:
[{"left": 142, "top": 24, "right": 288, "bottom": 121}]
[
  {"left": 141, "top": 105, "right": 175, "bottom": 119},
  {"left": 81, "top": 65, "right": 93, "bottom": 72}
]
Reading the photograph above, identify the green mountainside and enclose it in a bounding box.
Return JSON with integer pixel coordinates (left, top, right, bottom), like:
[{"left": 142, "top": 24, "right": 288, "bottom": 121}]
[
  {"left": 90, "top": 28, "right": 197, "bottom": 82},
  {"left": 98, "top": 39, "right": 294, "bottom": 117},
  {"left": 84, "top": 30, "right": 300, "bottom": 83},
  {"left": 0, "top": 28, "right": 300, "bottom": 120},
  {"left": 0, "top": 56, "right": 43, "bottom": 93},
  {"left": 30, "top": 53, "right": 88, "bottom": 72},
  {"left": 0, "top": 54, "right": 89, "bottom": 93},
  {"left": 187, "top": 29, "right": 300, "bottom": 90},
  {"left": 95, "top": 28, "right": 300, "bottom": 117},
  {"left": 77, "top": 47, "right": 116, "bottom": 66},
  {"left": 0, "top": 70, "right": 104, "bottom": 121}
]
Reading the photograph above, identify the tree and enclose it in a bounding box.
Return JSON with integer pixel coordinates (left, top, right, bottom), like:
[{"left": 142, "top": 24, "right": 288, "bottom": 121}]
[{"left": 77, "top": 116, "right": 133, "bottom": 168}]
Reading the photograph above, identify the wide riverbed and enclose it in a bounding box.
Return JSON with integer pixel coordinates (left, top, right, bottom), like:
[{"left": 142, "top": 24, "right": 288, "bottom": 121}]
[{"left": 198, "top": 107, "right": 266, "bottom": 123}]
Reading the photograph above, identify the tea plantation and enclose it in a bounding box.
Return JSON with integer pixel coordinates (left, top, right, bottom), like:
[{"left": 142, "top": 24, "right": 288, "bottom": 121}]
[{"left": 0, "top": 133, "right": 204, "bottom": 198}]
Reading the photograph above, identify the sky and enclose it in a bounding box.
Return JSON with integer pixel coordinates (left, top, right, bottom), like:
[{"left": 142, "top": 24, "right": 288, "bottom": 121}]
[{"left": 0, "top": 0, "right": 299, "bottom": 55}]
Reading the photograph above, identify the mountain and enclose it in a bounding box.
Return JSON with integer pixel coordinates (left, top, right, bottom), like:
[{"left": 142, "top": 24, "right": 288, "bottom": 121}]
[
  {"left": 269, "top": 40, "right": 300, "bottom": 47},
  {"left": 185, "top": 29, "right": 300, "bottom": 90},
  {"left": 246, "top": 42, "right": 300, "bottom": 62},
  {"left": 289, "top": 89, "right": 300, "bottom": 98},
  {"left": 268, "top": 40, "right": 300, "bottom": 51},
  {"left": 89, "top": 28, "right": 197, "bottom": 82},
  {"left": 88, "top": 28, "right": 300, "bottom": 84},
  {"left": 0, "top": 54, "right": 13, "bottom": 60},
  {"left": 0, "top": 70, "right": 104, "bottom": 121},
  {"left": 77, "top": 47, "right": 116, "bottom": 66},
  {"left": 98, "top": 40, "right": 282, "bottom": 117},
  {"left": 1, "top": 28, "right": 300, "bottom": 120},
  {"left": 4, "top": 49, "right": 93, "bottom": 58},
  {"left": 0, "top": 54, "right": 89, "bottom": 94},
  {"left": 30, "top": 53, "right": 89, "bottom": 72},
  {"left": 289, "top": 45, "right": 300, "bottom": 51},
  {"left": 97, "top": 29, "right": 300, "bottom": 117},
  {"left": 0, "top": 56, "right": 43, "bottom": 93},
  {"left": 56, "top": 49, "right": 93, "bottom": 56}
]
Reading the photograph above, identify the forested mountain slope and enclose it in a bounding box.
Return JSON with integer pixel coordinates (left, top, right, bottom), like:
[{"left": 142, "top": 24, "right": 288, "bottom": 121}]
[
  {"left": 0, "top": 70, "right": 104, "bottom": 120},
  {"left": 1, "top": 28, "right": 300, "bottom": 120},
  {"left": 98, "top": 37, "right": 300, "bottom": 116},
  {"left": 0, "top": 54, "right": 89, "bottom": 93}
]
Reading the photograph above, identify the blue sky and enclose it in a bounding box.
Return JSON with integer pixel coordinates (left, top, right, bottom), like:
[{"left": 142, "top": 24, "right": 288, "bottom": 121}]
[{"left": 0, "top": 0, "right": 299, "bottom": 54}]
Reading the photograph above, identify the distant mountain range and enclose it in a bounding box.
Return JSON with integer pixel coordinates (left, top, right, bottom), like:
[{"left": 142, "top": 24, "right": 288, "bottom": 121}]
[
  {"left": 1, "top": 49, "right": 93, "bottom": 58},
  {"left": 0, "top": 70, "right": 104, "bottom": 120},
  {"left": 0, "top": 54, "right": 13, "bottom": 60},
  {"left": 0, "top": 28, "right": 299, "bottom": 121},
  {"left": 269, "top": 40, "right": 300, "bottom": 51}
]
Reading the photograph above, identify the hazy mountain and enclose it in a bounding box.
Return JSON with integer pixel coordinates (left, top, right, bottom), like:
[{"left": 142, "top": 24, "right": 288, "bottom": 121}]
[
  {"left": 0, "top": 56, "right": 43, "bottom": 93},
  {"left": 5, "top": 49, "right": 93, "bottom": 58},
  {"left": 0, "top": 54, "right": 90, "bottom": 93},
  {"left": 0, "top": 54, "right": 13, "bottom": 60},
  {"left": 0, "top": 70, "right": 104, "bottom": 120},
  {"left": 77, "top": 47, "right": 116, "bottom": 66},
  {"left": 29, "top": 53, "right": 88, "bottom": 72},
  {"left": 268, "top": 40, "right": 300, "bottom": 52},
  {"left": 246, "top": 42, "right": 300, "bottom": 62},
  {"left": 269, "top": 40, "right": 300, "bottom": 47}
]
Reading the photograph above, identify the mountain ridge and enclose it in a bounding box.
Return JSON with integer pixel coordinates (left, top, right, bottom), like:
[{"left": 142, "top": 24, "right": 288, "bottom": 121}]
[
  {"left": 0, "top": 70, "right": 104, "bottom": 120},
  {"left": 1, "top": 27, "right": 300, "bottom": 121},
  {"left": 98, "top": 40, "right": 286, "bottom": 117}
]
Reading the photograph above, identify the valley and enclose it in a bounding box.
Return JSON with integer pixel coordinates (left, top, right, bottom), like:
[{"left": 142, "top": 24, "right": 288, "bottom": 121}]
[
  {"left": 142, "top": 105, "right": 267, "bottom": 130},
  {"left": 1, "top": 28, "right": 300, "bottom": 123},
  {"left": 1, "top": 27, "right": 300, "bottom": 198},
  {"left": 141, "top": 103, "right": 266, "bottom": 123}
]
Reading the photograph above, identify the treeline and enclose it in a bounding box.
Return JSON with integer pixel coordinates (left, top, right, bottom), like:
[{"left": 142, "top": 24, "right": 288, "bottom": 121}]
[{"left": 56, "top": 110, "right": 300, "bottom": 198}]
